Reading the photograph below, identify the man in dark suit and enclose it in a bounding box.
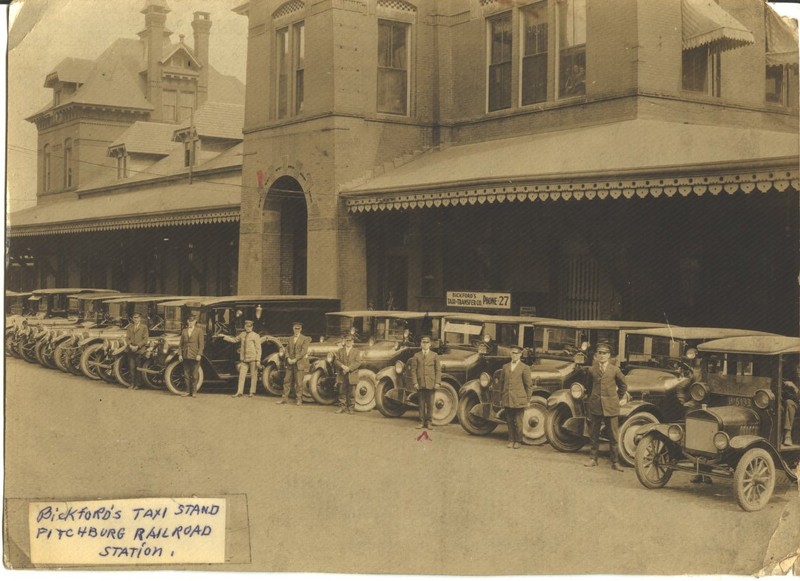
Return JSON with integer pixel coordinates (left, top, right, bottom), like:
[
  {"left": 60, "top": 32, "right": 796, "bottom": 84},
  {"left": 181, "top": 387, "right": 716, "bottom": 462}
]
[
  {"left": 125, "top": 312, "right": 149, "bottom": 389},
  {"left": 278, "top": 321, "right": 310, "bottom": 406},
  {"left": 178, "top": 314, "right": 205, "bottom": 398},
  {"left": 334, "top": 334, "right": 362, "bottom": 414},
  {"left": 501, "top": 345, "right": 533, "bottom": 449},
  {"left": 410, "top": 335, "right": 441, "bottom": 430},
  {"left": 584, "top": 342, "right": 627, "bottom": 471}
]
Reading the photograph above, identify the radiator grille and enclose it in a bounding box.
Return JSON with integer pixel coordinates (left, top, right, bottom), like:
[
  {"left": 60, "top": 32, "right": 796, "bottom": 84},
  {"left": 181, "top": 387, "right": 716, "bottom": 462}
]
[{"left": 685, "top": 417, "right": 719, "bottom": 455}]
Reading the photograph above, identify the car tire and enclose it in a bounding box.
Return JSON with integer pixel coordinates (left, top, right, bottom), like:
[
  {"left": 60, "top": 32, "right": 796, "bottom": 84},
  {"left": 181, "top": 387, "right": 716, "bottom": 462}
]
[
  {"left": 309, "top": 369, "right": 339, "bottom": 405},
  {"left": 431, "top": 381, "right": 458, "bottom": 426},
  {"left": 634, "top": 433, "right": 674, "bottom": 489},
  {"left": 5, "top": 331, "right": 18, "bottom": 358},
  {"left": 113, "top": 356, "right": 133, "bottom": 387},
  {"left": 521, "top": 396, "right": 549, "bottom": 446},
  {"left": 261, "top": 362, "right": 284, "bottom": 396},
  {"left": 353, "top": 370, "right": 377, "bottom": 412},
  {"left": 733, "top": 448, "right": 776, "bottom": 512},
  {"left": 545, "top": 403, "right": 587, "bottom": 452},
  {"left": 53, "top": 343, "right": 71, "bottom": 372},
  {"left": 140, "top": 359, "right": 166, "bottom": 390},
  {"left": 19, "top": 338, "right": 39, "bottom": 364},
  {"left": 457, "top": 390, "right": 496, "bottom": 436},
  {"left": 164, "top": 360, "right": 205, "bottom": 396},
  {"left": 374, "top": 376, "right": 406, "bottom": 418},
  {"left": 34, "top": 340, "right": 50, "bottom": 367},
  {"left": 79, "top": 343, "right": 105, "bottom": 381},
  {"left": 618, "top": 412, "right": 659, "bottom": 466}
]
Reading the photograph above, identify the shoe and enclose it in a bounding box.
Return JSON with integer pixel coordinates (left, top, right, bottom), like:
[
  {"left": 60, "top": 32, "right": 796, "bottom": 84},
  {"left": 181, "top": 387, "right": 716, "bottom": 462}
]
[
  {"left": 584, "top": 459, "right": 598, "bottom": 468},
  {"left": 336, "top": 408, "right": 346, "bottom": 414},
  {"left": 611, "top": 463, "right": 624, "bottom": 472},
  {"left": 347, "top": 409, "right": 354, "bottom": 415},
  {"left": 416, "top": 424, "right": 425, "bottom": 429},
  {"left": 690, "top": 475, "right": 713, "bottom": 484},
  {"left": 784, "top": 434, "right": 793, "bottom": 446},
  {"left": 507, "top": 442, "right": 514, "bottom": 449},
  {"left": 276, "top": 400, "right": 287, "bottom": 405},
  {"left": 513, "top": 442, "right": 521, "bottom": 449},
  {"left": 180, "top": 392, "right": 189, "bottom": 397},
  {"left": 132, "top": 385, "right": 139, "bottom": 390},
  {"left": 232, "top": 394, "right": 242, "bottom": 398},
  {"left": 296, "top": 401, "right": 302, "bottom": 406},
  {"left": 190, "top": 393, "right": 197, "bottom": 398},
  {"left": 247, "top": 394, "right": 254, "bottom": 398},
  {"left": 427, "top": 426, "right": 435, "bottom": 432}
]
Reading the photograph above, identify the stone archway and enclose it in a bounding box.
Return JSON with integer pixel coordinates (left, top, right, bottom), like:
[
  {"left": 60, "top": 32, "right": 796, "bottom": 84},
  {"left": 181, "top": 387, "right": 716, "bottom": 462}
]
[{"left": 263, "top": 175, "right": 307, "bottom": 295}]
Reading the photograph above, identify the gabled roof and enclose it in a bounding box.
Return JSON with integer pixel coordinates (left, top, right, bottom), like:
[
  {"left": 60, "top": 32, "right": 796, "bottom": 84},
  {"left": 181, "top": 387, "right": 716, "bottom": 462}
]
[
  {"left": 44, "top": 58, "right": 94, "bottom": 87},
  {"left": 109, "top": 121, "right": 180, "bottom": 156},
  {"left": 174, "top": 102, "right": 244, "bottom": 140},
  {"left": 161, "top": 42, "right": 202, "bottom": 69}
]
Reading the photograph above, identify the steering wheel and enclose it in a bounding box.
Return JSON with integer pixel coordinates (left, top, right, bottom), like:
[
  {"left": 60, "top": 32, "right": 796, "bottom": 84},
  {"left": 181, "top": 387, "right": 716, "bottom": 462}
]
[{"left": 665, "top": 358, "right": 694, "bottom": 378}]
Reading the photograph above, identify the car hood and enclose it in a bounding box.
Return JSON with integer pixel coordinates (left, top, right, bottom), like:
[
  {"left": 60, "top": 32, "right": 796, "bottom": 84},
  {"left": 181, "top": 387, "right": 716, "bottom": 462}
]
[
  {"left": 439, "top": 349, "right": 481, "bottom": 371},
  {"left": 625, "top": 368, "right": 686, "bottom": 395},
  {"left": 361, "top": 341, "right": 406, "bottom": 360},
  {"left": 307, "top": 342, "right": 341, "bottom": 357},
  {"left": 530, "top": 358, "right": 576, "bottom": 380}
]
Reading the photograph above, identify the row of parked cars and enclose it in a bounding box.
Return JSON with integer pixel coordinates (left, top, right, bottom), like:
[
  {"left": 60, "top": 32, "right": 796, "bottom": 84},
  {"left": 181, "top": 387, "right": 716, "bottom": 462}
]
[{"left": 6, "top": 288, "right": 800, "bottom": 512}]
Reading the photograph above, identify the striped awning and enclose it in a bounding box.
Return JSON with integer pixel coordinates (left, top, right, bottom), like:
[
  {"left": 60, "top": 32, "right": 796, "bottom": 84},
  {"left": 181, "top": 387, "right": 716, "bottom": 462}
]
[
  {"left": 766, "top": 4, "right": 799, "bottom": 66},
  {"left": 682, "top": 0, "right": 755, "bottom": 52}
]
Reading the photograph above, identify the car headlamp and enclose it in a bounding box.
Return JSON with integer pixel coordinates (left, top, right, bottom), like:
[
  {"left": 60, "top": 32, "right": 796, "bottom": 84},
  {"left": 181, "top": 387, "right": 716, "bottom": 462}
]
[
  {"left": 279, "top": 346, "right": 286, "bottom": 357},
  {"left": 479, "top": 372, "right": 491, "bottom": 388},
  {"left": 326, "top": 352, "right": 334, "bottom": 363},
  {"left": 712, "top": 431, "right": 730, "bottom": 450},
  {"left": 573, "top": 353, "right": 587, "bottom": 365},
  {"left": 569, "top": 382, "right": 585, "bottom": 400},
  {"left": 689, "top": 382, "right": 707, "bottom": 402},
  {"left": 668, "top": 424, "right": 684, "bottom": 442},
  {"left": 685, "top": 348, "right": 698, "bottom": 360},
  {"left": 395, "top": 361, "right": 404, "bottom": 375},
  {"left": 753, "top": 389, "right": 773, "bottom": 410}
]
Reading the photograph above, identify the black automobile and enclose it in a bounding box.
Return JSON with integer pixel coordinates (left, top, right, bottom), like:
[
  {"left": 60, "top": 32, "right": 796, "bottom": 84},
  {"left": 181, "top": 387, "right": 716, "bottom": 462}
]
[
  {"left": 634, "top": 335, "right": 800, "bottom": 512},
  {"left": 615, "top": 326, "right": 777, "bottom": 465}
]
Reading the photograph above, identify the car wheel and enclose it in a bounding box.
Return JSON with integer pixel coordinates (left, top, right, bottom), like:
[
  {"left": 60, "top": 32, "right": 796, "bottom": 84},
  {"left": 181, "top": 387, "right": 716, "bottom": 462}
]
[
  {"left": 164, "top": 360, "right": 205, "bottom": 396},
  {"left": 19, "top": 339, "right": 39, "bottom": 363},
  {"left": 733, "top": 448, "right": 776, "bottom": 512},
  {"left": 53, "top": 343, "right": 70, "bottom": 372},
  {"left": 374, "top": 376, "right": 406, "bottom": 418},
  {"left": 113, "top": 356, "right": 133, "bottom": 387},
  {"left": 618, "top": 412, "right": 659, "bottom": 466},
  {"left": 353, "top": 370, "right": 377, "bottom": 412},
  {"left": 521, "top": 396, "right": 549, "bottom": 446},
  {"left": 40, "top": 341, "right": 60, "bottom": 369},
  {"left": 5, "top": 331, "right": 18, "bottom": 358},
  {"left": 634, "top": 433, "right": 674, "bottom": 489},
  {"left": 261, "top": 362, "right": 284, "bottom": 396},
  {"left": 34, "top": 340, "right": 50, "bottom": 367},
  {"left": 309, "top": 369, "right": 338, "bottom": 405},
  {"left": 140, "top": 358, "right": 166, "bottom": 390},
  {"left": 65, "top": 348, "right": 84, "bottom": 376},
  {"left": 431, "top": 382, "right": 458, "bottom": 426},
  {"left": 545, "top": 404, "right": 587, "bottom": 453},
  {"left": 79, "top": 343, "right": 106, "bottom": 381},
  {"left": 457, "top": 390, "right": 496, "bottom": 436}
]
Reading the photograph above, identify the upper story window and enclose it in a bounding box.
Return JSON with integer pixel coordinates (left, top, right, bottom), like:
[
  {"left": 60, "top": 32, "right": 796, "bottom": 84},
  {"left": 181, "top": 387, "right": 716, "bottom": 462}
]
[
  {"left": 63, "top": 138, "right": 73, "bottom": 188},
  {"left": 378, "top": 20, "right": 410, "bottom": 115},
  {"left": 488, "top": 12, "right": 512, "bottom": 112},
  {"left": 43, "top": 144, "right": 51, "bottom": 192},
  {"left": 682, "top": 45, "right": 720, "bottom": 96},
  {"left": 163, "top": 89, "right": 177, "bottom": 121},
  {"left": 116, "top": 154, "right": 128, "bottom": 179},
  {"left": 766, "top": 65, "right": 787, "bottom": 105},
  {"left": 557, "top": 0, "right": 586, "bottom": 98},
  {"left": 179, "top": 91, "right": 195, "bottom": 122},
  {"left": 521, "top": 2, "right": 548, "bottom": 105},
  {"left": 276, "top": 21, "right": 305, "bottom": 119}
]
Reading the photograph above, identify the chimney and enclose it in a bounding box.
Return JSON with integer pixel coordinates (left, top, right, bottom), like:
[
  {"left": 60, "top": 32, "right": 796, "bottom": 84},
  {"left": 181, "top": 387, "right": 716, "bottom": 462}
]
[
  {"left": 192, "top": 12, "right": 212, "bottom": 106},
  {"left": 138, "top": 0, "right": 172, "bottom": 121}
]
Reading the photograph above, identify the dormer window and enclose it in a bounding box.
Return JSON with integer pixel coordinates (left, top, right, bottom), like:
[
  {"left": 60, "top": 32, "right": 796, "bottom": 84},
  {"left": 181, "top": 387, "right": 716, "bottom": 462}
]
[{"left": 116, "top": 153, "right": 128, "bottom": 179}]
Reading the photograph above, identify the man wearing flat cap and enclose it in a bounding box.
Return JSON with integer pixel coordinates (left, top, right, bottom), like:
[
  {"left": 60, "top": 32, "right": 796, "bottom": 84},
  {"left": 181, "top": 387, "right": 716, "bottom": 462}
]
[
  {"left": 584, "top": 342, "right": 627, "bottom": 471},
  {"left": 278, "top": 321, "right": 310, "bottom": 405},
  {"left": 179, "top": 314, "right": 204, "bottom": 397},
  {"left": 501, "top": 345, "right": 533, "bottom": 449},
  {"left": 334, "top": 334, "right": 362, "bottom": 414},
  {"left": 221, "top": 320, "right": 262, "bottom": 398},
  {"left": 410, "top": 335, "right": 441, "bottom": 430}
]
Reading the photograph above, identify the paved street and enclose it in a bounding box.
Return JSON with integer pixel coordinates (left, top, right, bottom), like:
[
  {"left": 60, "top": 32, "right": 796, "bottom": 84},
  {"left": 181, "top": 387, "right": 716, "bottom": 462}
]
[{"left": 4, "top": 357, "right": 799, "bottom": 575}]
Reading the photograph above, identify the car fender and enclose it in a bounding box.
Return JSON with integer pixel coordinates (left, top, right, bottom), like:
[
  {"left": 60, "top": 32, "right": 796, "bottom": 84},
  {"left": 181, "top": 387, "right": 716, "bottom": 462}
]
[
  {"left": 440, "top": 373, "right": 462, "bottom": 390},
  {"left": 619, "top": 400, "right": 661, "bottom": 423},
  {"left": 260, "top": 335, "right": 284, "bottom": 356},
  {"left": 265, "top": 352, "right": 284, "bottom": 368},
  {"left": 51, "top": 334, "right": 73, "bottom": 348},
  {"left": 376, "top": 366, "right": 397, "bottom": 385},
  {"left": 546, "top": 389, "right": 579, "bottom": 416},
  {"left": 310, "top": 358, "right": 333, "bottom": 375},
  {"left": 729, "top": 435, "right": 771, "bottom": 451},
  {"left": 634, "top": 423, "right": 674, "bottom": 443},
  {"left": 459, "top": 379, "right": 482, "bottom": 399},
  {"left": 78, "top": 336, "right": 102, "bottom": 348}
]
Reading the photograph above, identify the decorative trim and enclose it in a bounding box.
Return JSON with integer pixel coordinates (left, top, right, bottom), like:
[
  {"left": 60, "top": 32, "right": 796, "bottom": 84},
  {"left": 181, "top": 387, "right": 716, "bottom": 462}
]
[
  {"left": 273, "top": 0, "right": 305, "bottom": 20},
  {"left": 377, "top": 0, "right": 416, "bottom": 13},
  {"left": 344, "top": 166, "right": 800, "bottom": 213}
]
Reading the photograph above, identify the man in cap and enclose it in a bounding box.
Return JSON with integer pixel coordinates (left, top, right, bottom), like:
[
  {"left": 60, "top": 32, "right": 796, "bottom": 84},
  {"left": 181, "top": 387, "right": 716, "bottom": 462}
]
[
  {"left": 334, "top": 334, "right": 362, "bottom": 414},
  {"left": 125, "top": 312, "right": 149, "bottom": 389},
  {"left": 584, "top": 342, "right": 627, "bottom": 471},
  {"left": 278, "top": 321, "right": 310, "bottom": 405},
  {"left": 221, "top": 320, "right": 262, "bottom": 398},
  {"left": 410, "top": 335, "right": 441, "bottom": 430},
  {"left": 178, "top": 314, "right": 205, "bottom": 397},
  {"left": 501, "top": 345, "right": 533, "bottom": 449}
]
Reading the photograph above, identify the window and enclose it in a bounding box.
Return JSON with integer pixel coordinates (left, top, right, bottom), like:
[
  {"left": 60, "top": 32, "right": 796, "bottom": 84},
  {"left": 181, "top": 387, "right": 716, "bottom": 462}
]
[
  {"left": 682, "top": 46, "right": 720, "bottom": 96},
  {"left": 378, "top": 20, "right": 409, "bottom": 115},
  {"left": 179, "top": 91, "right": 195, "bottom": 122},
  {"left": 557, "top": 0, "right": 586, "bottom": 98},
  {"left": 116, "top": 154, "right": 128, "bottom": 179},
  {"left": 522, "top": 2, "right": 548, "bottom": 105},
  {"left": 163, "top": 89, "right": 177, "bottom": 121},
  {"left": 43, "top": 144, "right": 51, "bottom": 192},
  {"left": 63, "top": 138, "right": 73, "bottom": 188},
  {"left": 488, "top": 12, "right": 512, "bottom": 111},
  {"left": 276, "top": 22, "right": 305, "bottom": 119},
  {"left": 184, "top": 141, "right": 196, "bottom": 167},
  {"left": 766, "top": 65, "right": 787, "bottom": 105}
]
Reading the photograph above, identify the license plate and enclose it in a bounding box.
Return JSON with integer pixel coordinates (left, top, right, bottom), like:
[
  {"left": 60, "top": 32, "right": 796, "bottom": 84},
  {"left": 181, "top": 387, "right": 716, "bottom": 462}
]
[{"left": 726, "top": 396, "right": 752, "bottom": 408}]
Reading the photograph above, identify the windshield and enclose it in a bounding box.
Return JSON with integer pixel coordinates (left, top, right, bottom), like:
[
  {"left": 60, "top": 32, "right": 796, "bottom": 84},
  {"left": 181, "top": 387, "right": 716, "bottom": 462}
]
[
  {"left": 626, "top": 335, "right": 701, "bottom": 372},
  {"left": 535, "top": 326, "right": 582, "bottom": 356},
  {"left": 164, "top": 306, "right": 184, "bottom": 333},
  {"left": 704, "top": 352, "right": 776, "bottom": 396},
  {"left": 325, "top": 315, "right": 359, "bottom": 340},
  {"left": 107, "top": 303, "right": 124, "bottom": 321},
  {"left": 443, "top": 320, "right": 485, "bottom": 347}
]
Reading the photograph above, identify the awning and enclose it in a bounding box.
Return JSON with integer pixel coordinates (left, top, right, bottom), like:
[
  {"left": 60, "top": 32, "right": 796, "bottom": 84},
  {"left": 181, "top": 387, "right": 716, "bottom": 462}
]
[
  {"left": 682, "top": 0, "right": 755, "bottom": 52},
  {"left": 341, "top": 119, "right": 799, "bottom": 213},
  {"left": 8, "top": 179, "right": 240, "bottom": 237},
  {"left": 766, "top": 4, "right": 799, "bottom": 66}
]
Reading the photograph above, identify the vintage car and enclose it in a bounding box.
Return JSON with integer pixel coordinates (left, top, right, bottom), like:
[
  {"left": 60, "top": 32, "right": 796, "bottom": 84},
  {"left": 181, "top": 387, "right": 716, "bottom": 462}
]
[
  {"left": 449, "top": 315, "right": 564, "bottom": 442},
  {"left": 301, "top": 310, "right": 441, "bottom": 411},
  {"left": 13, "top": 288, "right": 117, "bottom": 363},
  {"left": 614, "top": 326, "right": 777, "bottom": 465},
  {"left": 634, "top": 335, "right": 800, "bottom": 512},
  {"left": 162, "top": 296, "right": 341, "bottom": 396},
  {"left": 5, "top": 291, "right": 33, "bottom": 357},
  {"left": 541, "top": 320, "right": 667, "bottom": 453}
]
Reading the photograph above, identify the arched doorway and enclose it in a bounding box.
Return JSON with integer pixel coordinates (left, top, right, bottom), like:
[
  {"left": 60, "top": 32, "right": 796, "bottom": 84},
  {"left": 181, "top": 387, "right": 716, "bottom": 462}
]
[{"left": 266, "top": 176, "right": 307, "bottom": 295}]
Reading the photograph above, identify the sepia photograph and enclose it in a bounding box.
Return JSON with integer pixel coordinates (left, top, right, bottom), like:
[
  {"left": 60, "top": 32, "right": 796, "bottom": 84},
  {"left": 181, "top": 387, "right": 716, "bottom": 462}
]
[{"left": 4, "top": 0, "right": 800, "bottom": 575}]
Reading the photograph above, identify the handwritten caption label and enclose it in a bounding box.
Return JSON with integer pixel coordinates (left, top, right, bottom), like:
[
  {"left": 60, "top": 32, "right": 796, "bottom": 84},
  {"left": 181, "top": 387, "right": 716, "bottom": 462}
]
[{"left": 28, "top": 498, "right": 226, "bottom": 565}]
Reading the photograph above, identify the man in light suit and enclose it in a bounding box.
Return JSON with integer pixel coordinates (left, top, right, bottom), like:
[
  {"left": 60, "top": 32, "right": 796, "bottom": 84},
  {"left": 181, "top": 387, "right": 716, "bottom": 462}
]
[
  {"left": 410, "top": 336, "right": 441, "bottom": 430},
  {"left": 501, "top": 345, "right": 533, "bottom": 449},
  {"left": 179, "top": 314, "right": 205, "bottom": 398},
  {"left": 125, "top": 312, "right": 149, "bottom": 390},
  {"left": 334, "top": 334, "right": 362, "bottom": 414},
  {"left": 584, "top": 342, "right": 627, "bottom": 471},
  {"left": 278, "top": 321, "right": 310, "bottom": 406}
]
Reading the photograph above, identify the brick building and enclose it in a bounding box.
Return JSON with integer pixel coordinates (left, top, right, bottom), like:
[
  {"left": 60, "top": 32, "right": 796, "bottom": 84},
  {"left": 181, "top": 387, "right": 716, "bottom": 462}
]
[
  {"left": 236, "top": 0, "right": 799, "bottom": 334},
  {"left": 8, "top": 0, "right": 245, "bottom": 296}
]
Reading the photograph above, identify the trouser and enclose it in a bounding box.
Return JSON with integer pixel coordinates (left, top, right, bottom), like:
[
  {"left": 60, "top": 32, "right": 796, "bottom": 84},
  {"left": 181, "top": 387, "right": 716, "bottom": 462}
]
[
  {"left": 126, "top": 350, "right": 141, "bottom": 386},
  {"left": 282, "top": 364, "right": 304, "bottom": 401},
  {"left": 506, "top": 407, "right": 525, "bottom": 443},
  {"left": 588, "top": 413, "right": 620, "bottom": 463},
  {"left": 183, "top": 359, "right": 201, "bottom": 395},
  {"left": 237, "top": 360, "right": 258, "bottom": 395},
  {"left": 786, "top": 400, "right": 797, "bottom": 433},
  {"left": 338, "top": 379, "right": 355, "bottom": 410},
  {"left": 418, "top": 388, "right": 435, "bottom": 427}
]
